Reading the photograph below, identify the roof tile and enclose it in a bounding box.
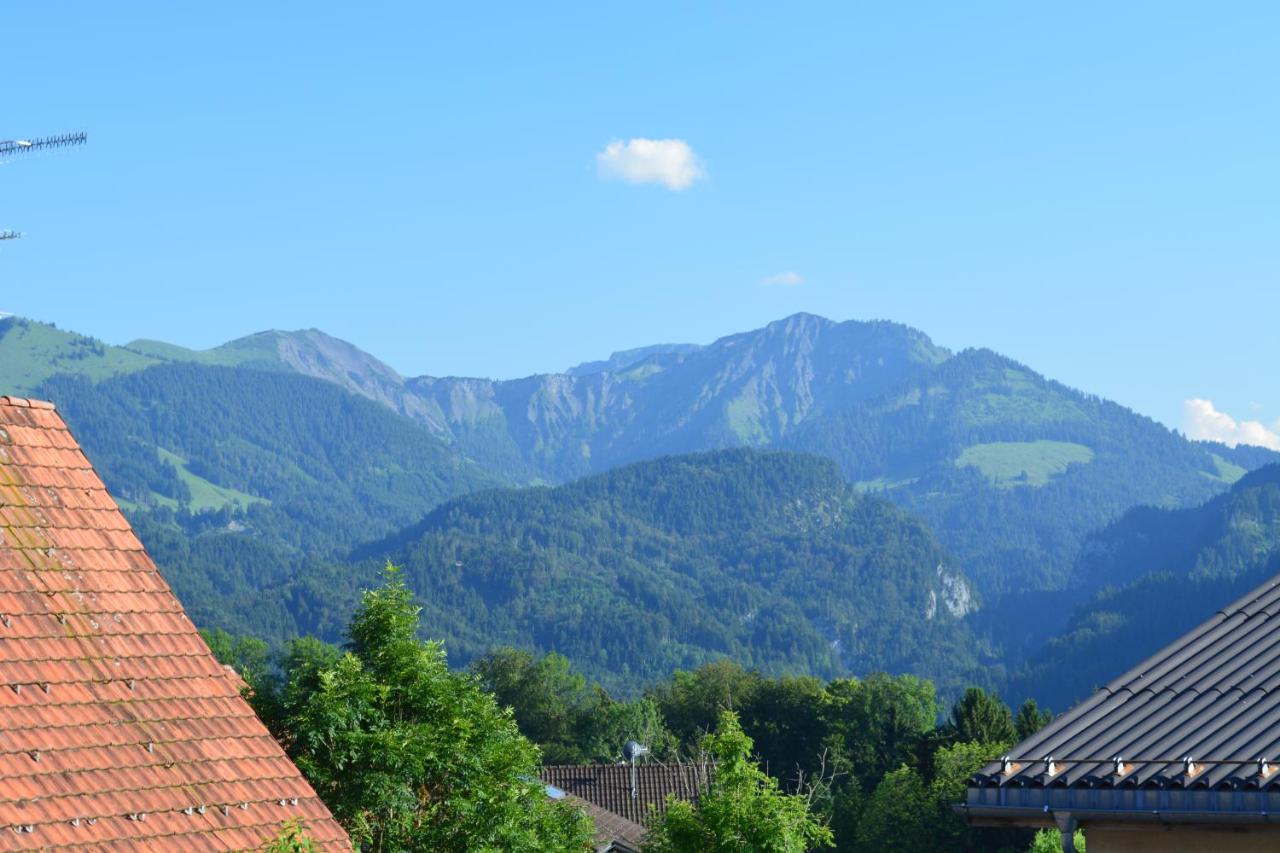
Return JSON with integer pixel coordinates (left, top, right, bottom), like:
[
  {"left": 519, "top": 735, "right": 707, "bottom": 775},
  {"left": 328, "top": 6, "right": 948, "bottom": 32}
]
[
  {"left": 0, "top": 399, "right": 349, "bottom": 850},
  {"left": 541, "top": 763, "right": 713, "bottom": 826}
]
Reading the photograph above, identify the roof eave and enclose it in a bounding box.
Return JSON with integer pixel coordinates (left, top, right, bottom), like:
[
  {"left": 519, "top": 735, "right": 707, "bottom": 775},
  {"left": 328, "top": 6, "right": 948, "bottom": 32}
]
[{"left": 956, "top": 802, "right": 1280, "bottom": 831}]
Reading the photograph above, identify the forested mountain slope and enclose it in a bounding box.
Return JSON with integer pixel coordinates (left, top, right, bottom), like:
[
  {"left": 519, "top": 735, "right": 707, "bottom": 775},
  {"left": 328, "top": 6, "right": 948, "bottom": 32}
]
[
  {"left": 6, "top": 311, "right": 1278, "bottom": 664},
  {"left": 355, "top": 449, "right": 987, "bottom": 695},
  {"left": 781, "top": 348, "right": 1248, "bottom": 593},
  {"left": 1013, "top": 464, "right": 1280, "bottom": 710},
  {"left": 29, "top": 363, "right": 504, "bottom": 640}
]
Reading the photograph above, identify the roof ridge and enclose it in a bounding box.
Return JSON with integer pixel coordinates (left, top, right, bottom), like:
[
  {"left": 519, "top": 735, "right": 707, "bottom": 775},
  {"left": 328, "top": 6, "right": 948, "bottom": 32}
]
[{"left": 0, "top": 397, "right": 56, "bottom": 411}]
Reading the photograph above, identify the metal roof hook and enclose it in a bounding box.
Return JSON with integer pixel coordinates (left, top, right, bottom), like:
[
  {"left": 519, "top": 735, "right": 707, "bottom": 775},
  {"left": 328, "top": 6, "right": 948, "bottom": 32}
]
[
  {"left": 1044, "top": 756, "right": 1057, "bottom": 777},
  {"left": 1183, "top": 756, "right": 1197, "bottom": 776},
  {"left": 1000, "top": 755, "right": 1013, "bottom": 774},
  {"left": 1114, "top": 756, "right": 1126, "bottom": 776}
]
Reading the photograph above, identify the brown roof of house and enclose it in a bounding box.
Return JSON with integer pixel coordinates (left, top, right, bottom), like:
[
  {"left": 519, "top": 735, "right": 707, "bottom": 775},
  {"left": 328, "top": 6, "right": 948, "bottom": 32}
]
[
  {"left": 964, "top": 571, "right": 1280, "bottom": 826},
  {"left": 0, "top": 396, "right": 350, "bottom": 850},
  {"left": 560, "top": 794, "right": 647, "bottom": 852},
  {"left": 540, "top": 762, "right": 713, "bottom": 827}
]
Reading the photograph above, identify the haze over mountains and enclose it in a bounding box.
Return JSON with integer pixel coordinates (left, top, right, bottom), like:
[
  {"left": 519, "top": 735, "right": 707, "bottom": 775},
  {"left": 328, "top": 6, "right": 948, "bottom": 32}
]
[{"left": 2, "top": 312, "right": 1277, "bottom": 704}]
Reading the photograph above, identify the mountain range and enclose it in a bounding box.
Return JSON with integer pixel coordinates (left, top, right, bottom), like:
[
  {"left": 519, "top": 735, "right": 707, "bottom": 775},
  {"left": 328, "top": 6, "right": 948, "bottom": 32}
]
[{"left": 3, "top": 312, "right": 1277, "bottom": 702}]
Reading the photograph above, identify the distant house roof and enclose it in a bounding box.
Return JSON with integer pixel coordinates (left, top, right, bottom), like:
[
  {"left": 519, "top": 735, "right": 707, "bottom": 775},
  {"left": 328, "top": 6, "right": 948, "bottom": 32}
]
[
  {"left": 963, "top": 572, "right": 1280, "bottom": 837},
  {"left": 0, "top": 397, "right": 349, "bottom": 850},
  {"left": 540, "top": 762, "right": 713, "bottom": 827},
  {"left": 549, "top": 789, "right": 647, "bottom": 853}
]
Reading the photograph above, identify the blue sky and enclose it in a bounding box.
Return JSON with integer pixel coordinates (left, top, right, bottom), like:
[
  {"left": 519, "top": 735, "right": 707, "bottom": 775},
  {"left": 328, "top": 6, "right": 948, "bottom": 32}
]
[{"left": 2, "top": 3, "right": 1277, "bottom": 440}]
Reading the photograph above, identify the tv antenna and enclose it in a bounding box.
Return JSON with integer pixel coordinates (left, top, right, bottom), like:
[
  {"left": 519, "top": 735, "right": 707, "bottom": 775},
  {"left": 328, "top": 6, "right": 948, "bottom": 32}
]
[
  {"left": 2, "top": 132, "right": 88, "bottom": 241},
  {"left": 1, "top": 133, "right": 87, "bottom": 160},
  {"left": 623, "top": 740, "right": 650, "bottom": 800}
]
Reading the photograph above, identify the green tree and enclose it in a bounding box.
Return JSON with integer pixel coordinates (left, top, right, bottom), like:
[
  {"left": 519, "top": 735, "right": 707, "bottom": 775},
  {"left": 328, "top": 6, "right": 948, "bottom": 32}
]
[
  {"left": 573, "top": 687, "right": 677, "bottom": 762},
  {"left": 948, "top": 688, "right": 1016, "bottom": 746},
  {"left": 824, "top": 673, "right": 938, "bottom": 789},
  {"left": 474, "top": 648, "right": 587, "bottom": 762},
  {"left": 650, "top": 660, "right": 762, "bottom": 746},
  {"left": 202, "top": 627, "right": 273, "bottom": 692},
  {"left": 739, "top": 675, "right": 832, "bottom": 788},
  {"left": 261, "top": 819, "right": 319, "bottom": 852},
  {"left": 275, "top": 565, "right": 595, "bottom": 851},
  {"left": 850, "top": 766, "right": 933, "bottom": 853},
  {"left": 926, "top": 741, "right": 1019, "bottom": 852},
  {"left": 1029, "top": 827, "right": 1085, "bottom": 852},
  {"left": 848, "top": 741, "right": 1014, "bottom": 853},
  {"left": 1014, "top": 699, "right": 1052, "bottom": 740},
  {"left": 644, "top": 711, "right": 833, "bottom": 853},
  {"left": 475, "top": 649, "right": 676, "bottom": 763}
]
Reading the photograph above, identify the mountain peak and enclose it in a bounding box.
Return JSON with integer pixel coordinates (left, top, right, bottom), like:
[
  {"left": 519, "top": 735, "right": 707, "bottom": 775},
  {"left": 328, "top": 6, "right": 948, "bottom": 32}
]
[{"left": 565, "top": 343, "right": 702, "bottom": 377}]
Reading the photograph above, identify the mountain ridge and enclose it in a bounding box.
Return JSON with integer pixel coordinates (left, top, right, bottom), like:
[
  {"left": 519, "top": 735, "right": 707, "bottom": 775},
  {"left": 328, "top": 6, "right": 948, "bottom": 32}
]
[
  {"left": 5, "top": 312, "right": 1276, "bottom": 602},
  {"left": 351, "top": 447, "right": 987, "bottom": 695}
]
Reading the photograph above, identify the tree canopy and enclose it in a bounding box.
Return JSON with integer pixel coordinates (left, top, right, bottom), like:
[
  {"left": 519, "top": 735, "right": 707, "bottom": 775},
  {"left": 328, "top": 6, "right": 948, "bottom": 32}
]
[
  {"left": 262, "top": 566, "right": 595, "bottom": 851},
  {"left": 643, "top": 711, "right": 833, "bottom": 853}
]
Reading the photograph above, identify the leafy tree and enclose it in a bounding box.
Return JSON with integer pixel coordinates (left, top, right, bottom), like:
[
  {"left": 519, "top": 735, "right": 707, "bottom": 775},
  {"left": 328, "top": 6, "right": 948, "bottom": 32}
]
[
  {"left": 261, "top": 819, "right": 319, "bottom": 852},
  {"left": 845, "top": 740, "right": 1025, "bottom": 853},
  {"left": 650, "top": 660, "right": 763, "bottom": 745},
  {"left": 1029, "top": 827, "right": 1085, "bottom": 852},
  {"left": 849, "top": 766, "right": 933, "bottom": 853},
  {"left": 824, "top": 673, "right": 938, "bottom": 789},
  {"left": 927, "top": 741, "right": 1018, "bottom": 852},
  {"left": 738, "top": 675, "right": 832, "bottom": 787},
  {"left": 473, "top": 648, "right": 587, "bottom": 762},
  {"left": 273, "top": 565, "right": 595, "bottom": 851},
  {"left": 644, "top": 711, "right": 833, "bottom": 853},
  {"left": 573, "top": 687, "right": 677, "bottom": 762},
  {"left": 201, "top": 627, "right": 273, "bottom": 691},
  {"left": 1014, "top": 698, "right": 1052, "bottom": 740},
  {"left": 948, "top": 687, "right": 1016, "bottom": 746},
  {"left": 475, "top": 648, "right": 676, "bottom": 762}
]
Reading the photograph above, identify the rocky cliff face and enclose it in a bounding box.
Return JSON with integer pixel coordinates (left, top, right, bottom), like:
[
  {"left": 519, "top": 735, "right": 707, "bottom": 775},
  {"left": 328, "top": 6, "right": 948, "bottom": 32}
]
[{"left": 399, "top": 314, "right": 950, "bottom": 481}]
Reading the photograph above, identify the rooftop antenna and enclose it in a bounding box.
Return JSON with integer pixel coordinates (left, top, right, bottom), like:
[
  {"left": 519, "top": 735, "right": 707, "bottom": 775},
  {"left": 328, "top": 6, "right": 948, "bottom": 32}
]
[
  {"left": 2, "top": 132, "right": 88, "bottom": 241},
  {"left": 0, "top": 133, "right": 87, "bottom": 160},
  {"left": 623, "top": 740, "right": 650, "bottom": 800}
]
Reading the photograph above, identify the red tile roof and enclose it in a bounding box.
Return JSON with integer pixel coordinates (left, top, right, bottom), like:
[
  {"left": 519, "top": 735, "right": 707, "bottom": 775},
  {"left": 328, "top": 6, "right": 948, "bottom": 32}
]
[{"left": 0, "top": 397, "right": 350, "bottom": 850}]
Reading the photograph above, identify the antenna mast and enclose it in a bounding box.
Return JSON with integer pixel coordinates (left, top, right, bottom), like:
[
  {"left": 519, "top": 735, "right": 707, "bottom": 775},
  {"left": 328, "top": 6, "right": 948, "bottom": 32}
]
[
  {"left": 1, "top": 132, "right": 88, "bottom": 241},
  {"left": 0, "top": 133, "right": 88, "bottom": 159}
]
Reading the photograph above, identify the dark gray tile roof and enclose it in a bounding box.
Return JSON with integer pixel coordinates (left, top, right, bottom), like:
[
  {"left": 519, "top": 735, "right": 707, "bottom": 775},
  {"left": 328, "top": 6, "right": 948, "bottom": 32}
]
[
  {"left": 541, "top": 763, "right": 713, "bottom": 826},
  {"left": 972, "top": 574, "right": 1280, "bottom": 798}
]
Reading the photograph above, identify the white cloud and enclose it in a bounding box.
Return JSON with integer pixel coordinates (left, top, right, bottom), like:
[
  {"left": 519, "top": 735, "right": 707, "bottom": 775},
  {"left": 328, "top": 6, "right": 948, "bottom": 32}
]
[
  {"left": 1183, "top": 398, "right": 1280, "bottom": 451},
  {"left": 760, "top": 271, "right": 805, "bottom": 287},
  {"left": 595, "top": 138, "right": 705, "bottom": 190}
]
